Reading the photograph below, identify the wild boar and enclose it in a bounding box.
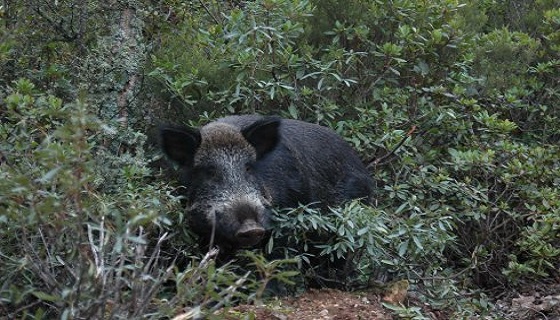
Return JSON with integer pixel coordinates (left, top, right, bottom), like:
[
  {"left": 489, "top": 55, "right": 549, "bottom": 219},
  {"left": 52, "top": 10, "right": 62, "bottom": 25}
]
[{"left": 160, "top": 115, "right": 373, "bottom": 251}]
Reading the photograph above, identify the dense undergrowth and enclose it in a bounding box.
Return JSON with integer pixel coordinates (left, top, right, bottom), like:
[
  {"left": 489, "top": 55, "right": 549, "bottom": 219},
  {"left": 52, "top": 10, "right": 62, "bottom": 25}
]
[{"left": 1, "top": 0, "right": 559, "bottom": 318}]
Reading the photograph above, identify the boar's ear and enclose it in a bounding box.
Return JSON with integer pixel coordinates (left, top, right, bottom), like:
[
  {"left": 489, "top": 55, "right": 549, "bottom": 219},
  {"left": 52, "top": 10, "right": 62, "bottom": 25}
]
[
  {"left": 242, "top": 117, "right": 281, "bottom": 159},
  {"left": 160, "top": 126, "right": 201, "bottom": 167}
]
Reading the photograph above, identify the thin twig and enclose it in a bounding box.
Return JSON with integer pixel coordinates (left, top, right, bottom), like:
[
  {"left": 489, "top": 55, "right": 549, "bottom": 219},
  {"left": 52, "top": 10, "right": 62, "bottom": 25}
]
[
  {"left": 208, "top": 271, "right": 251, "bottom": 312},
  {"left": 367, "top": 125, "right": 418, "bottom": 169},
  {"left": 198, "top": 0, "right": 221, "bottom": 25}
]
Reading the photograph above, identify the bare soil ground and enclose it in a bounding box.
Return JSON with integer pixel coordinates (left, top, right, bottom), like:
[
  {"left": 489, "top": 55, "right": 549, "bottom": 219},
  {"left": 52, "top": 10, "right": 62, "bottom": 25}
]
[
  {"left": 174, "top": 281, "right": 560, "bottom": 319},
  {"left": 226, "top": 288, "right": 392, "bottom": 319},
  {"left": 494, "top": 283, "right": 560, "bottom": 320},
  {"left": 220, "top": 283, "right": 560, "bottom": 320}
]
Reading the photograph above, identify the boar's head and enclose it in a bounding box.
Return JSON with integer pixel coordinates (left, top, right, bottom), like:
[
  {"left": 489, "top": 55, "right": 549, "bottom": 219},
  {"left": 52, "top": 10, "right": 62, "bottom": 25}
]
[{"left": 160, "top": 117, "right": 280, "bottom": 249}]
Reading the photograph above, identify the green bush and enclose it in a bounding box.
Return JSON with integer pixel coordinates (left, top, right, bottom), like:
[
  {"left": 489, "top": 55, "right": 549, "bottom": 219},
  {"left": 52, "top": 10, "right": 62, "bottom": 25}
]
[
  {"left": 269, "top": 200, "right": 455, "bottom": 286},
  {"left": 0, "top": 79, "right": 170, "bottom": 318},
  {"left": 148, "top": 0, "right": 559, "bottom": 307},
  {"left": 0, "top": 79, "right": 292, "bottom": 318},
  {"left": 2, "top": 0, "right": 560, "bottom": 318},
  {"left": 471, "top": 28, "right": 540, "bottom": 93}
]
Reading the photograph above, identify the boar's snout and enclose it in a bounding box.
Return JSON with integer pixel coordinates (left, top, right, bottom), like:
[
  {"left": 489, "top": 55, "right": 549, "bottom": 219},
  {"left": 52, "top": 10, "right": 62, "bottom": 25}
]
[{"left": 235, "top": 219, "right": 265, "bottom": 247}]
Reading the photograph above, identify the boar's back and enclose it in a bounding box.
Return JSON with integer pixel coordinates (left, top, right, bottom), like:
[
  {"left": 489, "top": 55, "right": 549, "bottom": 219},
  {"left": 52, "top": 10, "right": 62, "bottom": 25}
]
[{"left": 218, "top": 115, "right": 373, "bottom": 209}]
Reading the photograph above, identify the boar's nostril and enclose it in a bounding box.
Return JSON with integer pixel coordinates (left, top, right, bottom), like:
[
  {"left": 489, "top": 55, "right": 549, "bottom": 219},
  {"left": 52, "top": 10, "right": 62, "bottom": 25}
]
[{"left": 235, "top": 220, "right": 265, "bottom": 247}]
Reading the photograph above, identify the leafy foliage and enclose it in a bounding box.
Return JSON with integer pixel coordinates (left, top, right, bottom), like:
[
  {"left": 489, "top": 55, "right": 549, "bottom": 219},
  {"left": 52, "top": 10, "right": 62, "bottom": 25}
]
[
  {"left": 0, "top": 81, "right": 290, "bottom": 318},
  {"left": 1, "top": 80, "right": 170, "bottom": 318},
  {"left": 1, "top": 0, "right": 559, "bottom": 318}
]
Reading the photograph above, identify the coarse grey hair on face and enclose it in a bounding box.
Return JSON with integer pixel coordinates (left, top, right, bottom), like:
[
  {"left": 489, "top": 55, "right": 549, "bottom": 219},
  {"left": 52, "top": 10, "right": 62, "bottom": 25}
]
[{"left": 188, "top": 122, "right": 272, "bottom": 245}]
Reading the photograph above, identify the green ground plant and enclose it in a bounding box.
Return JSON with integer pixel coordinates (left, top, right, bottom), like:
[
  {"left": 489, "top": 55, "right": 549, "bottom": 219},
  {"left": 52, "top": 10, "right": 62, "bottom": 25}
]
[
  {"left": 0, "top": 80, "right": 174, "bottom": 318},
  {"left": 0, "top": 80, "right": 292, "bottom": 318},
  {"left": 1, "top": 0, "right": 559, "bottom": 318}
]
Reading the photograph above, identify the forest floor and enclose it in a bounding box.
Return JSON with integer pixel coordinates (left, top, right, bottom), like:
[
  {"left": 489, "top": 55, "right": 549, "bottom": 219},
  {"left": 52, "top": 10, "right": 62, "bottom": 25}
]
[
  {"left": 226, "top": 288, "right": 392, "bottom": 320},
  {"left": 217, "top": 282, "right": 560, "bottom": 320}
]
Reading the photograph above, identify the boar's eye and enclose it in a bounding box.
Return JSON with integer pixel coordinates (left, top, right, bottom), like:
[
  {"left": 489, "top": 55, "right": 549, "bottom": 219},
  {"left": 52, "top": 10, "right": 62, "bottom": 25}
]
[
  {"left": 245, "top": 162, "right": 254, "bottom": 173},
  {"left": 192, "top": 165, "right": 218, "bottom": 181}
]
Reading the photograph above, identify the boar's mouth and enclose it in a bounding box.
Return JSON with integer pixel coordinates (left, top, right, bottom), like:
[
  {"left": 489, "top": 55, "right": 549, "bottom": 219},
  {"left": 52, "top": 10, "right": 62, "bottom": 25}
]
[
  {"left": 197, "top": 201, "right": 269, "bottom": 249},
  {"left": 234, "top": 219, "right": 266, "bottom": 247}
]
